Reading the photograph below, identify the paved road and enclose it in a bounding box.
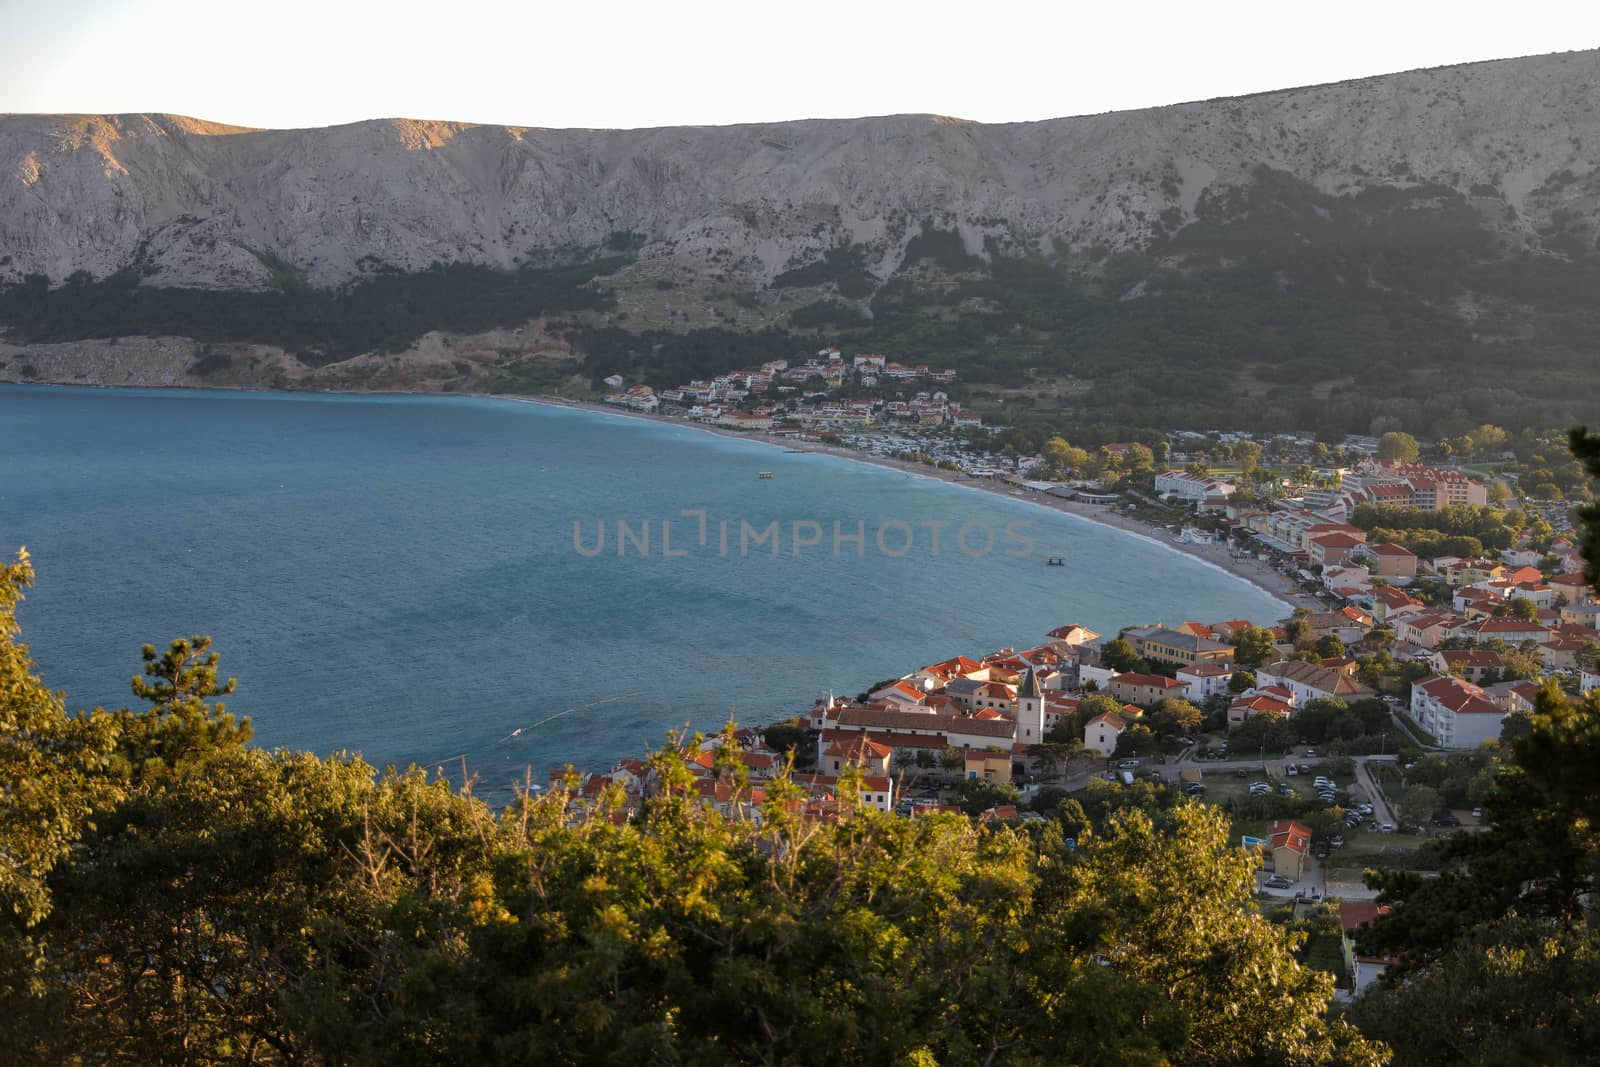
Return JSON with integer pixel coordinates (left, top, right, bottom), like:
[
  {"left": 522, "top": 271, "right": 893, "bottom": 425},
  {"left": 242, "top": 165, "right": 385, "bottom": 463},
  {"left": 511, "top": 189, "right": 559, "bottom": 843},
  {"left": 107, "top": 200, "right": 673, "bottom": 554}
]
[{"left": 1352, "top": 757, "right": 1397, "bottom": 826}]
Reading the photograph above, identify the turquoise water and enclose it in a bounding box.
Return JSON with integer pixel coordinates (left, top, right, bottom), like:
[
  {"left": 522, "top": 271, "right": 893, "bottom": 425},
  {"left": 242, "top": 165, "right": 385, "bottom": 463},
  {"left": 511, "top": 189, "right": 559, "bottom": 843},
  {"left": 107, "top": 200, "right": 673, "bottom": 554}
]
[{"left": 1, "top": 385, "right": 1284, "bottom": 797}]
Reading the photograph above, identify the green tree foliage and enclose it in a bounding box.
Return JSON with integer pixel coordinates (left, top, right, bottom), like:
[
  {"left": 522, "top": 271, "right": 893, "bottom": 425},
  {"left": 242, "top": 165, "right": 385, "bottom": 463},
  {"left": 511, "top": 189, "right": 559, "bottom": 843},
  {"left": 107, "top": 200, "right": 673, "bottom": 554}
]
[
  {"left": 1099, "top": 637, "right": 1144, "bottom": 673},
  {"left": 1151, "top": 697, "right": 1203, "bottom": 737},
  {"left": 1285, "top": 616, "right": 1314, "bottom": 650},
  {"left": 0, "top": 556, "right": 1401, "bottom": 1065},
  {"left": 952, "top": 776, "right": 1020, "bottom": 815},
  {"left": 0, "top": 551, "right": 117, "bottom": 928},
  {"left": 114, "top": 636, "right": 247, "bottom": 778},
  {"left": 0, "top": 259, "right": 628, "bottom": 367},
  {"left": 1040, "top": 436, "right": 1090, "bottom": 478},
  {"left": 1114, "top": 722, "right": 1160, "bottom": 757},
  {"left": 1231, "top": 712, "right": 1296, "bottom": 754},
  {"left": 1398, "top": 783, "right": 1442, "bottom": 827},
  {"left": 1376, "top": 432, "right": 1420, "bottom": 463},
  {"left": 1355, "top": 684, "right": 1600, "bottom": 1062},
  {"left": 1571, "top": 426, "right": 1600, "bottom": 591},
  {"left": 1351, "top": 918, "right": 1600, "bottom": 1066},
  {"left": 1492, "top": 596, "right": 1538, "bottom": 621},
  {"left": 760, "top": 716, "right": 817, "bottom": 769},
  {"left": 1230, "top": 625, "right": 1277, "bottom": 667}
]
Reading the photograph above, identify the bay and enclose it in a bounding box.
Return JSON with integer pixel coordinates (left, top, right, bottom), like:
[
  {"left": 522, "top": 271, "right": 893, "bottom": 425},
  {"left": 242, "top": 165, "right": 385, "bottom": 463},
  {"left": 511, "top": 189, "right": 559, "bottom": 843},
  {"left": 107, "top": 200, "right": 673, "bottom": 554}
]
[{"left": 0, "top": 385, "right": 1284, "bottom": 798}]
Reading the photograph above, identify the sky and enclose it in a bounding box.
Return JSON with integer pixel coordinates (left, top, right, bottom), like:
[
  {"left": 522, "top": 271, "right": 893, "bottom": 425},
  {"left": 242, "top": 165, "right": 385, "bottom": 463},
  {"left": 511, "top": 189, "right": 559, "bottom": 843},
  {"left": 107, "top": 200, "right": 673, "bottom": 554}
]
[{"left": 2, "top": 0, "right": 1598, "bottom": 130}]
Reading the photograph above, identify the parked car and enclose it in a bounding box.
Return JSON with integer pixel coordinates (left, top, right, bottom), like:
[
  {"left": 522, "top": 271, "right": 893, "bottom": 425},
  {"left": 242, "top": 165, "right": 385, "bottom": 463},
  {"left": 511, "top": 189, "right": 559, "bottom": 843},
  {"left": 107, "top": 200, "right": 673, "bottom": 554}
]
[
  {"left": 1379, "top": 823, "right": 1395, "bottom": 833},
  {"left": 1118, "top": 759, "right": 1141, "bottom": 768},
  {"left": 1286, "top": 765, "right": 1298, "bottom": 776},
  {"left": 1264, "top": 874, "right": 1295, "bottom": 889},
  {"left": 1329, "top": 835, "right": 1344, "bottom": 848},
  {"left": 1472, "top": 807, "right": 1484, "bottom": 818},
  {"left": 1432, "top": 815, "right": 1460, "bottom": 827}
]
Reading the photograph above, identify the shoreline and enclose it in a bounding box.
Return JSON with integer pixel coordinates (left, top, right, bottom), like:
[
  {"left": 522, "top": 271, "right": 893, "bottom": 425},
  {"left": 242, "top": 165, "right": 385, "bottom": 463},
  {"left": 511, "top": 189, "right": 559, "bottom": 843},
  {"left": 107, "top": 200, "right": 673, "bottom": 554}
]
[
  {"left": 4, "top": 380, "right": 1310, "bottom": 615},
  {"left": 500, "top": 393, "right": 1314, "bottom": 616}
]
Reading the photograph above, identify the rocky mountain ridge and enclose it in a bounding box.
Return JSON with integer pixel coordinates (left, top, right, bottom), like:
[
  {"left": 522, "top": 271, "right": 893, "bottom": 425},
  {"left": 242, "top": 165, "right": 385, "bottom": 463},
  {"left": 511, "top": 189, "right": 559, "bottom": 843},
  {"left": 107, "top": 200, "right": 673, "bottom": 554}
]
[{"left": 3, "top": 49, "right": 1598, "bottom": 293}]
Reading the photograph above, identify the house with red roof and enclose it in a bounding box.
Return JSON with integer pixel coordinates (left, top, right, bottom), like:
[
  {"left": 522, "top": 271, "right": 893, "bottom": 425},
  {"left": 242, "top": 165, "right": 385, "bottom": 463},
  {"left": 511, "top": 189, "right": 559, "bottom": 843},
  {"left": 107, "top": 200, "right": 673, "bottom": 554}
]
[
  {"left": 1551, "top": 571, "right": 1593, "bottom": 607},
  {"left": 1228, "top": 692, "right": 1295, "bottom": 730},
  {"left": 1452, "top": 617, "right": 1550, "bottom": 646},
  {"left": 1177, "top": 661, "right": 1235, "bottom": 704},
  {"left": 1083, "top": 712, "right": 1126, "bottom": 757},
  {"left": 870, "top": 679, "right": 928, "bottom": 708},
  {"left": 1410, "top": 674, "right": 1509, "bottom": 748},
  {"left": 1208, "top": 619, "right": 1258, "bottom": 641},
  {"left": 964, "top": 748, "right": 1013, "bottom": 782},
  {"left": 1308, "top": 531, "right": 1367, "bottom": 568},
  {"left": 1540, "top": 636, "right": 1594, "bottom": 670},
  {"left": 1395, "top": 612, "right": 1463, "bottom": 649},
  {"left": 790, "top": 772, "right": 895, "bottom": 814},
  {"left": 1045, "top": 624, "right": 1101, "bottom": 650},
  {"left": 1339, "top": 902, "right": 1396, "bottom": 993},
  {"left": 1256, "top": 660, "right": 1374, "bottom": 704},
  {"left": 821, "top": 735, "right": 893, "bottom": 778},
  {"left": 1370, "top": 585, "right": 1424, "bottom": 622},
  {"left": 1265, "top": 819, "right": 1313, "bottom": 880},
  {"left": 1107, "top": 672, "right": 1189, "bottom": 706},
  {"left": 1363, "top": 542, "right": 1418, "bottom": 581},
  {"left": 1430, "top": 648, "right": 1504, "bottom": 683}
]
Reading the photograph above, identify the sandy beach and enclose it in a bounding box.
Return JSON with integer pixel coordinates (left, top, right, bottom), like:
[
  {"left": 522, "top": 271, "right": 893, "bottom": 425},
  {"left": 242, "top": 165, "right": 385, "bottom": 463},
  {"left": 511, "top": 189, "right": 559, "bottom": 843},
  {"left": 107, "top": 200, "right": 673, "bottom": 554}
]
[{"left": 502, "top": 394, "right": 1318, "bottom": 618}]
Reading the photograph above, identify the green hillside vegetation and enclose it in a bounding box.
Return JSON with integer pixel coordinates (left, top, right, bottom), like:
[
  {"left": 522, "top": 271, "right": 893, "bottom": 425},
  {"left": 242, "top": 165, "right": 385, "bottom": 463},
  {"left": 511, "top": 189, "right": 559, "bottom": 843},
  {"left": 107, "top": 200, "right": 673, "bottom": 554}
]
[
  {"left": 0, "top": 552, "right": 1382, "bottom": 1066},
  {"left": 0, "top": 257, "right": 630, "bottom": 367},
  {"left": 1347, "top": 503, "right": 1551, "bottom": 559}
]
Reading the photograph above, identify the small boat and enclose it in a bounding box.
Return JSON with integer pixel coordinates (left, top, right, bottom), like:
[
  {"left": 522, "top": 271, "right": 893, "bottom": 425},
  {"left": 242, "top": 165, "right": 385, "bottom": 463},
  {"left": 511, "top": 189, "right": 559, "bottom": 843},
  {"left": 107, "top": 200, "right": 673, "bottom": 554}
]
[
  {"left": 758, "top": 471, "right": 774, "bottom": 479},
  {"left": 1046, "top": 556, "right": 1065, "bottom": 566},
  {"left": 783, "top": 449, "right": 806, "bottom": 453}
]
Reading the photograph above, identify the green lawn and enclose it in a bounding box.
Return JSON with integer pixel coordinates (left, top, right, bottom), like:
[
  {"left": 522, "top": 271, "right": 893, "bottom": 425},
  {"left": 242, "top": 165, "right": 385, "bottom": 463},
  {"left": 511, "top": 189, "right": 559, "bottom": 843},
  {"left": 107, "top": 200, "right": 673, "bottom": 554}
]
[{"left": 1302, "top": 932, "right": 1348, "bottom": 977}]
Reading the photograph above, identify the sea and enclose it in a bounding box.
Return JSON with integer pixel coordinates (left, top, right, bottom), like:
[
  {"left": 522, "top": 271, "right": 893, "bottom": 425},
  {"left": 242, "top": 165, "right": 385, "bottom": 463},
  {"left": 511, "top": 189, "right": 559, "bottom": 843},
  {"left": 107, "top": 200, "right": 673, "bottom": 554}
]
[{"left": 1, "top": 385, "right": 1286, "bottom": 799}]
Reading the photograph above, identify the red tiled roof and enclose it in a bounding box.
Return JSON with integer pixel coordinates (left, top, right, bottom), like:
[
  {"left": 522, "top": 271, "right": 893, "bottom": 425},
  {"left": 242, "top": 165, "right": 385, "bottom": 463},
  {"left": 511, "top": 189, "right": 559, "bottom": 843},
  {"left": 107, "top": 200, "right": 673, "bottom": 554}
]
[
  {"left": 1113, "top": 673, "right": 1186, "bottom": 689},
  {"left": 1231, "top": 694, "right": 1293, "bottom": 717},
  {"left": 1414, "top": 675, "right": 1504, "bottom": 714},
  {"left": 1339, "top": 901, "right": 1392, "bottom": 932},
  {"left": 1267, "top": 819, "right": 1312, "bottom": 855}
]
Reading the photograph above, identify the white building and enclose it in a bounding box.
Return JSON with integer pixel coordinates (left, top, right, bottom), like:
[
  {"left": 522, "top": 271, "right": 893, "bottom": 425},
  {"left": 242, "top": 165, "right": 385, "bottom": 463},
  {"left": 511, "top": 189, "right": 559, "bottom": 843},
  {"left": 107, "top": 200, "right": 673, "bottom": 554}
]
[
  {"left": 1083, "top": 712, "right": 1126, "bottom": 757},
  {"left": 1177, "top": 662, "right": 1234, "bottom": 705},
  {"left": 1155, "top": 471, "right": 1236, "bottom": 503},
  {"left": 1410, "top": 674, "right": 1508, "bottom": 749}
]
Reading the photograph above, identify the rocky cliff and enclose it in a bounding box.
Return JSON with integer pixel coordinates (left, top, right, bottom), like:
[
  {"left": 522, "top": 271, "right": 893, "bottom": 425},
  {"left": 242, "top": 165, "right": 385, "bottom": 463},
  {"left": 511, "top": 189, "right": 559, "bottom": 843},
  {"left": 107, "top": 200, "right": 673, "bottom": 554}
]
[{"left": 4, "top": 50, "right": 1598, "bottom": 292}]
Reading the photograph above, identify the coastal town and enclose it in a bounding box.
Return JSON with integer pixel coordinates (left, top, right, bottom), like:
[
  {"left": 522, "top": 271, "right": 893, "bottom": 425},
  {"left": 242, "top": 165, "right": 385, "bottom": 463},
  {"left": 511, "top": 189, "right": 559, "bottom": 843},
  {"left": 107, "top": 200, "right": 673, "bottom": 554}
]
[
  {"left": 575, "top": 353, "right": 1597, "bottom": 995},
  {"left": 601, "top": 347, "right": 979, "bottom": 435},
  {"left": 559, "top": 533, "right": 1595, "bottom": 992}
]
